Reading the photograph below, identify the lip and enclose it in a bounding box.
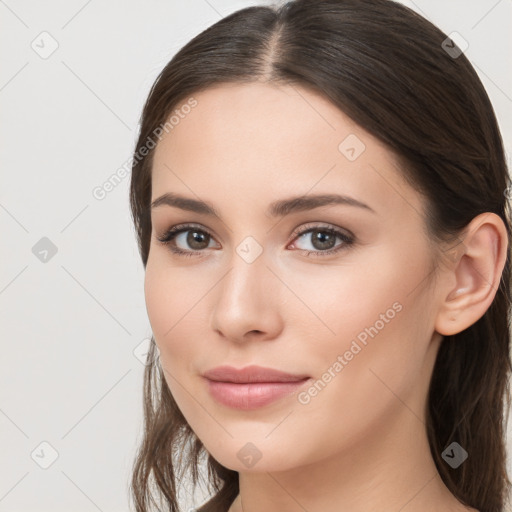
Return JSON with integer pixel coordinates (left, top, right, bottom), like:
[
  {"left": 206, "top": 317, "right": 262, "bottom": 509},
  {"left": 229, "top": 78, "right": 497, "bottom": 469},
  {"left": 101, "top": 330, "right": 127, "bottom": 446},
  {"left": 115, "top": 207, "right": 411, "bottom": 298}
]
[
  {"left": 202, "top": 365, "right": 311, "bottom": 410},
  {"left": 202, "top": 365, "right": 310, "bottom": 383}
]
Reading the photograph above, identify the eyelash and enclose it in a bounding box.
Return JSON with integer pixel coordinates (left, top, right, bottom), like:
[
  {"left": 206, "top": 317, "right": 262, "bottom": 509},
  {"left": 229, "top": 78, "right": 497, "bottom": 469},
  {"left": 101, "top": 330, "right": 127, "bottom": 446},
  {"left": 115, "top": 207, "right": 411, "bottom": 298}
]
[{"left": 156, "top": 222, "right": 355, "bottom": 259}]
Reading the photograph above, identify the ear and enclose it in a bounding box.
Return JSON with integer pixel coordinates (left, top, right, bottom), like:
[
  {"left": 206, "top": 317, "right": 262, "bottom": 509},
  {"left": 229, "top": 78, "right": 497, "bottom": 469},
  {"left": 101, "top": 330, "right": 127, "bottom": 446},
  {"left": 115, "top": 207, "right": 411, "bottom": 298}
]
[{"left": 435, "top": 212, "right": 509, "bottom": 336}]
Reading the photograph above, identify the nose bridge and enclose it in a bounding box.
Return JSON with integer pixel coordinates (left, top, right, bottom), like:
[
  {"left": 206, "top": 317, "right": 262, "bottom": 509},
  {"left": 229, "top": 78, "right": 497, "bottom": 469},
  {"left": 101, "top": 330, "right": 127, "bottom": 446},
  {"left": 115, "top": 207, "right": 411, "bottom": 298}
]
[
  {"left": 220, "top": 239, "right": 269, "bottom": 306},
  {"left": 211, "top": 239, "right": 282, "bottom": 339}
]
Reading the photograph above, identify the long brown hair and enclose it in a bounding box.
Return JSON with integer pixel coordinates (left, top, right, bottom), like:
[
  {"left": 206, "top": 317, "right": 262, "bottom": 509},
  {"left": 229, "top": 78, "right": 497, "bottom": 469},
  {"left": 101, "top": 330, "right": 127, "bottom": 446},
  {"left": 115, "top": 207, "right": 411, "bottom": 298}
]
[{"left": 128, "top": 1, "right": 512, "bottom": 511}]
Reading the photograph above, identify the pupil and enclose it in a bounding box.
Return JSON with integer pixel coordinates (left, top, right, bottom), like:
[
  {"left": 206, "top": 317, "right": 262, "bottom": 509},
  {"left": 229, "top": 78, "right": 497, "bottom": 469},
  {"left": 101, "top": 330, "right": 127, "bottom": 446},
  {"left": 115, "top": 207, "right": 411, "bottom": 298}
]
[
  {"left": 313, "top": 230, "right": 334, "bottom": 250},
  {"left": 188, "top": 230, "right": 208, "bottom": 249}
]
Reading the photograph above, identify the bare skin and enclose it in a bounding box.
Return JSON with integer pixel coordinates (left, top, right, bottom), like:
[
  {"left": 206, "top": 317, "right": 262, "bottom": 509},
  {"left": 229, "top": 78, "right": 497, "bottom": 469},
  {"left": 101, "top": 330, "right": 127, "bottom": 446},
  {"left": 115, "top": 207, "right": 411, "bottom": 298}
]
[{"left": 145, "top": 82, "right": 505, "bottom": 512}]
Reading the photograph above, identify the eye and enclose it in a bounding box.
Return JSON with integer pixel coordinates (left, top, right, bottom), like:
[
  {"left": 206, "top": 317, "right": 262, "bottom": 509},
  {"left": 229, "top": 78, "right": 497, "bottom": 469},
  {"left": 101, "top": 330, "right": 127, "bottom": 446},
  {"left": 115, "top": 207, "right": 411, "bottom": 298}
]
[
  {"left": 156, "top": 222, "right": 354, "bottom": 258},
  {"left": 156, "top": 223, "right": 218, "bottom": 258},
  {"left": 289, "top": 223, "right": 354, "bottom": 257}
]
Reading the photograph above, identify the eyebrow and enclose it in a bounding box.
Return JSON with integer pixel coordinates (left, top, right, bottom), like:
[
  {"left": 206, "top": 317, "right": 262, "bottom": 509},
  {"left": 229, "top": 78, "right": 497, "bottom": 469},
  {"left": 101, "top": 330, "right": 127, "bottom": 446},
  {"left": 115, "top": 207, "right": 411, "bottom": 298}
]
[{"left": 150, "top": 192, "right": 376, "bottom": 218}]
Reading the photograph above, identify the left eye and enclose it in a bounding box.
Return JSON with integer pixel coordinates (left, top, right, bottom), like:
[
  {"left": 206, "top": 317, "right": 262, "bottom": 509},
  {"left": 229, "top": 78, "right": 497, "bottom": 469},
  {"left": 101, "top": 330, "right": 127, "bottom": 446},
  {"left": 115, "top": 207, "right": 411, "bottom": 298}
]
[
  {"left": 156, "top": 223, "right": 354, "bottom": 258},
  {"left": 291, "top": 227, "right": 353, "bottom": 254}
]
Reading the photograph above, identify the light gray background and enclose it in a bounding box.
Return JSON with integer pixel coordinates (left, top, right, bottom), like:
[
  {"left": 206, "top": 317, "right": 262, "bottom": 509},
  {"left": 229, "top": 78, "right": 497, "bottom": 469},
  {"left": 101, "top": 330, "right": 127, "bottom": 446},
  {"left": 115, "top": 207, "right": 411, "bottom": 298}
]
[{"left": 1, "top": 0, "right": 511, "bottom": 511}]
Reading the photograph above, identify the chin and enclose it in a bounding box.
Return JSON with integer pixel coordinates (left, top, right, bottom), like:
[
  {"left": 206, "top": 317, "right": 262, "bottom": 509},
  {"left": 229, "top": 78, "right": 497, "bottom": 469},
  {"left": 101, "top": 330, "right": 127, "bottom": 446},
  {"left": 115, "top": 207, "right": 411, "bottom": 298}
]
[{"left": 201, "top": 436, "right": 306, "bottom": 474}]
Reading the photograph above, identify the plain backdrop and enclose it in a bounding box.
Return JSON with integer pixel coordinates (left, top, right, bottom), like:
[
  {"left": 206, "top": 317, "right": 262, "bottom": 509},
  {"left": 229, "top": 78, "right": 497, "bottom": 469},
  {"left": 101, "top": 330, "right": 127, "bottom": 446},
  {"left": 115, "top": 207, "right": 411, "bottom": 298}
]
[{"left": 1, "top": 0, "right": 511, "bottom": 511}]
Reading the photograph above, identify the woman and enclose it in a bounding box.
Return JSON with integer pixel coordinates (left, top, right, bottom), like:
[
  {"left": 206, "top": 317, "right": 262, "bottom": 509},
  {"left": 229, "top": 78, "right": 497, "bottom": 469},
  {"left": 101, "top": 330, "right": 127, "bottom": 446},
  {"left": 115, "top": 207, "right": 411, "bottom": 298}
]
[{"left": 128, "top": 1, "right": 512, "bottom": 511}]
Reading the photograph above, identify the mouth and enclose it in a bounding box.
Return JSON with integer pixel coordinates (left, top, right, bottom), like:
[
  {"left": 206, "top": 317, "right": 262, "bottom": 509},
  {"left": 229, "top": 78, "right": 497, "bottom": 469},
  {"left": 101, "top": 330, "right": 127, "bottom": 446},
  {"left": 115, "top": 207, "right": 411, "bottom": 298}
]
[{"left": 202, "top": 365, "right": 312, "bottom": 410}]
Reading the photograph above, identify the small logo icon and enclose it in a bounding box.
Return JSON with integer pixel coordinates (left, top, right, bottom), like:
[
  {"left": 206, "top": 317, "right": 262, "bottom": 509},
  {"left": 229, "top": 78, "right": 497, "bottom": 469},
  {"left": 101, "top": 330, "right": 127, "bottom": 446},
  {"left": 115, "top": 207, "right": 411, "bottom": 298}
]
[
  {"left": 445, "top": 241, "right": 465, "bottom": 263},
  {"left": 133, "top": 337, "right": 160, "bottom": 366},
  {"left": 32, "top": 237, "right": 58, "bottom": 263},
  {"left": 441, "top": 32, "right": 468, "bottom": 59},
  {"left": 338, "top": 134, "right": 366, "bottom": 161},
  {"left": 442, "top": 441, "right": 468, "bottom": 468},
  {"left": 236, "top": 236, "right": 263, "bottom": 264},
  {"left": 237, "top": 442, "right": 262, "bottom": 468},
  {"left": 31, "top": 31, "right": 59, "bottom": 59},
  {"left": 31, "top": 441, "right": 59, "bottom": 469}
]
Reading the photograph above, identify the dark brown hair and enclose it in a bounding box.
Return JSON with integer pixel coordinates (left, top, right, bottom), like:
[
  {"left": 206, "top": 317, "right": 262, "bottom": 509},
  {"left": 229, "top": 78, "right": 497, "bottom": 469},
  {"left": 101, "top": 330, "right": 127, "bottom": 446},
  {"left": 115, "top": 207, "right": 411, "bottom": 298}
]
[{"left": 128, "top": 1, "right": 512, "bottom": 511}]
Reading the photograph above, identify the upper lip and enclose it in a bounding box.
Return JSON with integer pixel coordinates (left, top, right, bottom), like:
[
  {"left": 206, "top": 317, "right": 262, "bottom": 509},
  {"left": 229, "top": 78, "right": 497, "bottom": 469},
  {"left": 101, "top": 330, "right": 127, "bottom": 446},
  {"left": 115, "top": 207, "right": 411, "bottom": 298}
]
[{"left": 202, "top": 365, "right": 310, "bottom": 383}]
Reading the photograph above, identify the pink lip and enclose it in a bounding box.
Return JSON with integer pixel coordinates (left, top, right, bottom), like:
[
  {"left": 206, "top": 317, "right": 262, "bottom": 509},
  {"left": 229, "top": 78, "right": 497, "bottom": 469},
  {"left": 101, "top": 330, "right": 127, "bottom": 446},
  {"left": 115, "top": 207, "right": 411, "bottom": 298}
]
[{"left": 202, "top": 365, "right": 311, "bottom": 410}]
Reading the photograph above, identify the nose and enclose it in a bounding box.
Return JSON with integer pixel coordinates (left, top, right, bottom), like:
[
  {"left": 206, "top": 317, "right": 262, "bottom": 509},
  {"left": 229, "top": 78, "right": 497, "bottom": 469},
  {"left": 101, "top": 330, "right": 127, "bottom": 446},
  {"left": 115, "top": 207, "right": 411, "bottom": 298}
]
[{"left": 210, "top": 249, "right": 284, "bottom": 344}]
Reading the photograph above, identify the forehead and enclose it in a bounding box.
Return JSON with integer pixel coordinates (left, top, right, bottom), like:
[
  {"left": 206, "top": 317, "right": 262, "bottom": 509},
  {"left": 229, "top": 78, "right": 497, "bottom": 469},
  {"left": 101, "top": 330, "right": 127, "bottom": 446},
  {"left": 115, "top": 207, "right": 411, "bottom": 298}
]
[{"left": 150, "top": 82, "right": 425, "bottom": 223}]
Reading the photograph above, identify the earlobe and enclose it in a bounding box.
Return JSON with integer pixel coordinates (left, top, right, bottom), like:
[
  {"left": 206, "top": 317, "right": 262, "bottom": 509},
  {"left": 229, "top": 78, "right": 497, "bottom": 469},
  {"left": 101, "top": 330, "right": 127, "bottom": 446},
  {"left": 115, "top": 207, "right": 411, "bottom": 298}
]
[{"left": 435, "top": 212, "right": 508, "bottom": 336}]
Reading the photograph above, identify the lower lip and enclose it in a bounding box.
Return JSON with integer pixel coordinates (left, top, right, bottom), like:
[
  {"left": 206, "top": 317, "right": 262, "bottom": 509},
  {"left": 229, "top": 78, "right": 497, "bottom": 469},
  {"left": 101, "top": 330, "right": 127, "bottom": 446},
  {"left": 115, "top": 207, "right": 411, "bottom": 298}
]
[{"left": 204, "top": 378, "right": 310, "bottom": 410}]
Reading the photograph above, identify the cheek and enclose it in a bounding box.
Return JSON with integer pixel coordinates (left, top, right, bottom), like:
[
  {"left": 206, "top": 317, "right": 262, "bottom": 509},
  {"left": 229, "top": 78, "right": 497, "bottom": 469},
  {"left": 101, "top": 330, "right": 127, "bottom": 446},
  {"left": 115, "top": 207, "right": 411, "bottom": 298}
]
[
  {"left": 296, "top": 251, "right": 432, "bottom": 405},
  {"left": 280, "top": 254, "right": 405, "bottom": 348},
  {"left": 144, "top": 253, "right": 197, "bottom": 337},
  {"left": 144, "top": 257, "right": 170, "bottom": 337},
  {"left": 143, "top": 257, "right": 192, "bottom": 362},
  {"left": 143, "top": 256, "right": 212, "bottom": 373},
  {"left": 143, "top": 262, "right": 197, "bottom": 408}
]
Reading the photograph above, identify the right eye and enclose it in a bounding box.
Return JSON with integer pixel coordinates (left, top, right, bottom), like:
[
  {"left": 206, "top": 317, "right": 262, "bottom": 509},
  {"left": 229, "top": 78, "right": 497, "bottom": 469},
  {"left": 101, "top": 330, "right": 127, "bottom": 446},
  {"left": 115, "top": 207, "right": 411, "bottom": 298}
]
[{"left": 157, "top": 223, "right": 219, "bottom": 257}]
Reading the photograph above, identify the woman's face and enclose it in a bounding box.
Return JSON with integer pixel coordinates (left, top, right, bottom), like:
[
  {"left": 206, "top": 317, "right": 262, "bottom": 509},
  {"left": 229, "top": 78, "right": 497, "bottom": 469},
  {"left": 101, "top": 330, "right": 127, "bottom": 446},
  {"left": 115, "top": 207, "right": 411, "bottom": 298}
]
[{"left": 145, "top": 82, "right": 445, "bottom": 472}]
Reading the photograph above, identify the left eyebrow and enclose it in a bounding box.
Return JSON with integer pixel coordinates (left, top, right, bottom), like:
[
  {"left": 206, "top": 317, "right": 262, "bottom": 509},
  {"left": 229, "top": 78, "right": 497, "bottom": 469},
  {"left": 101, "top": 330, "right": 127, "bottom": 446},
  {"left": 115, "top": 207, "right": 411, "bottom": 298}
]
[
  {"left": 150, "top": 192, "right": 376, "bottom": 218},
  {"left": 267, "top": 193, "right": 376, "bottom": 217}
]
